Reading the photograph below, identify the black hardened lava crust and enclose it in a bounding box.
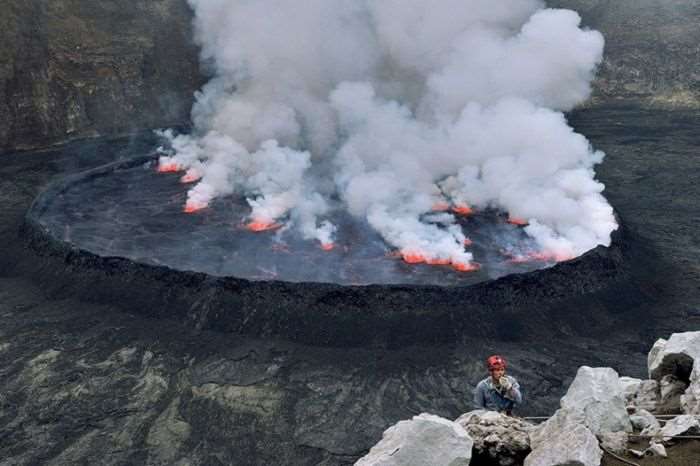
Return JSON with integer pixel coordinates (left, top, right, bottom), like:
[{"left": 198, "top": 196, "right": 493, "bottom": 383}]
[{"left": 23, "top": 154, "right": 628, "bottom": 347}]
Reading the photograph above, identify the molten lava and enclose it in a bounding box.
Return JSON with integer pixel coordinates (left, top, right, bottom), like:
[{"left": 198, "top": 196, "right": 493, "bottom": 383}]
[
  {"left": 463, "top": 238, "right": 473, "bottom": 246},
  {"left": 507, "top": 216, "right": 528, "bottom": 226},
  {"left": 157, "top": 162, "right": 183, "bottom": 173},
  {"left": 320, "top": 242, "right": 335, "bottom": 251},
  {"left": 180, "top": 169, "right": 201, "bottom": 184},
  {"left": 452, "top": 261, "right": 481, "bottom": 272},
  {"left": 246, "top": 220, "right": 283, "bottom": 232},
  {"left": 184, "top": 200, "right": 208, "bottom": 213},
  {"left": 506, "top": 250, "right": 573, "bottom": 264},
  {"left": 426, "top": 257, "right": 451, "bottom": 266},
  {"left": 401, "top": 251, "right": 426, "bottom": 264},
  {"left": 452, "top": 204, "right": 474, "bottom": 216},
  {"left": 399, "top": 250, "right": 479, "bottom": 272}
]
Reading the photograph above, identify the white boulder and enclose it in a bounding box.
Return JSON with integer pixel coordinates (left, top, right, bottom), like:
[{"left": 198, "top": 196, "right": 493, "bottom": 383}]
[
  {"left": 648, "top": 331, "right": 700, "bottom": 381},
  {"left": 619, "top": 376, "right": 642, "bottom": 404},
  {"left": 646, "top": 442, "right": 667, "bottom": 458},
  {"left": 658, "top": 414, "right": 700, "bottom": 442},
  {"left": 633, "top": 380, "right": 660, "bottom": 412},
  {"left": 456, "top": 410, "right": 533, "bottom": 466},
  {"left": 629, "top": 408, "right": 660, "bottom": 432},
  {"left": 560, "top": 366, "right": 632, "bottom": 434},
  {"left": 598, "top": 431, "right": 628, "bottom": 455},
  {"left": 355, "top": 413, "right": 473, "bottom": 466},
  {"left": 525, "top": 408, "right": 602, "bottom": 466}
]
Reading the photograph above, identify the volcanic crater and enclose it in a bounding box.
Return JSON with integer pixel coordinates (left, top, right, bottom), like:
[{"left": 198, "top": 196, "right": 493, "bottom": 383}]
[{"left": 24, "top": 148, "right": 626, "bottom": 347}]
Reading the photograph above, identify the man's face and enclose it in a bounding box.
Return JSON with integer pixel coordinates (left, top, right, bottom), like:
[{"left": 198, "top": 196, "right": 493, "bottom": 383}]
[{"left": 490, "top": 367, "right": 505, "bottom": 381}]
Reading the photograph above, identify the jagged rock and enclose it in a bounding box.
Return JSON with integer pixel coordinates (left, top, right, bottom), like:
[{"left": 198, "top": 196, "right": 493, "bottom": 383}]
[
  {"left": 680, "top": 359, "right": 700, "bottom": 415},
  {"left": 355, "top": 413, "right": 472, "bottom": 466},
  {"left": 619, "top": 377, "right": 642, "bottom": 404},
  {"left": 659, "top": 414, "right": 700, "bottom": 442},
  {"left": 645, "top": 442, "right": 667, "bottom": 458},
  {"left": 525, "top": 408, "right": 602, "bottom": 466},
  {"left": 598, "top": 431, "right": 628, "bottom": 455},
  {"left": 648, "top": 331, "right": 700, "bottom": 381},
  {"left": 455, "top": 410, "right": 532, "bottom": 466},
  {"left": 560, "top": 366, "right": 632, "bottom": 434},
  {"left": 633, "top": 380, "right": 660, "bottom": 412},
  {"left": 657, "top": 374, "right": 688, "bottom": 414},
  {"left": 629, "top": 409, "right": 660, "bottom": 432},
  {"left": 629, "top": 449, "right": 644, "bottom": 458}
]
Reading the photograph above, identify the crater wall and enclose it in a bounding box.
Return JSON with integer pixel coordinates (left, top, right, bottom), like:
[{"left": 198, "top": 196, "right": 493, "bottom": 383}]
[{"left": 1, "top": 0, "right": 698, "bottom": 152}]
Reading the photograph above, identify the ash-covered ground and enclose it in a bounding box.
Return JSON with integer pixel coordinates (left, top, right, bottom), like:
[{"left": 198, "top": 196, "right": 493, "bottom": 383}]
[{"left": 1, "top": 105, "right": 699, "bottom": 464}]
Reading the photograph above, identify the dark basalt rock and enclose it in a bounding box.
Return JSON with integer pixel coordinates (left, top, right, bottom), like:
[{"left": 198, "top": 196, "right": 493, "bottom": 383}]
[{"left": 22, "top": 154, "right": 628, "bottom": 348}]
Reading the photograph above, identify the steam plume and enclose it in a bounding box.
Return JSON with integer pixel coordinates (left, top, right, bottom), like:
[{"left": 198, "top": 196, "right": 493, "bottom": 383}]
[{"left": 159, "top": 0, "right": 616, "bottom": 265}]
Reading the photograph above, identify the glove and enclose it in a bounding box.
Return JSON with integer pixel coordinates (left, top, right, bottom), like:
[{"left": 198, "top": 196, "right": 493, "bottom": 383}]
[{"left": 499, "top": 376, "right": 512, "bottom": 391}]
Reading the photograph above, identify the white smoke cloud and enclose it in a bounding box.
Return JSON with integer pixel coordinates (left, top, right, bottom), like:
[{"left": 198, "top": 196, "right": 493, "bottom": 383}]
[{"left": 160, "top": 0, "right": 616, "bottom": 266}]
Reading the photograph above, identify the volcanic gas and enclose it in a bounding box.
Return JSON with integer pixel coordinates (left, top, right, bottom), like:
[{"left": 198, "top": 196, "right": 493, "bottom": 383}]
[
  {"left": 32, "top": 154, "right": 574, "bottom": 286},
  {"left": 154, "top": 0, "right": 617, "bottom": 277}
]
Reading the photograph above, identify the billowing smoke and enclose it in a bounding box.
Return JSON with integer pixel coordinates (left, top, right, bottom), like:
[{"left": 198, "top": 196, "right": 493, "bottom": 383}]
[{"left": 158, "top": 0, "right": 617, "bottom": 269}]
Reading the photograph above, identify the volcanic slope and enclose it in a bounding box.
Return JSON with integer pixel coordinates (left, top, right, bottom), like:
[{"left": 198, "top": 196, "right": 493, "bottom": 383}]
[{"left": 0, "top": 105, "right": 698, "bottom": 464}]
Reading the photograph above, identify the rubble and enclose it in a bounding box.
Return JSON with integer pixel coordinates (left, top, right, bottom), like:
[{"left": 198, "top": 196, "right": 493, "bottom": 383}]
[{"left": 455, "top": 410, "right": 532, "bottom": 466}]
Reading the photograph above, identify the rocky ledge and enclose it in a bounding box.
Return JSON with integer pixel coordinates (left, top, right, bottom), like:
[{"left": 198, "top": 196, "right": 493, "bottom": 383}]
[{"left": 357, "top": 331, "right": 700, "bottom": 465}]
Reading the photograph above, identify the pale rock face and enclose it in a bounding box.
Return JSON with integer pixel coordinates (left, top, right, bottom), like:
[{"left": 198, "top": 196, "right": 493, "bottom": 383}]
[
  {"left": 633, "top": 380, "right": 660, "bottom": 412},
  {"left": 456, "top": 410, "right": 533, "bottom": 466},
  {"left": 597, "top": 431, "right": 628, "bottom": 455},
  {"left": 525, "top": 408, "right": 602, "bottom": 466},
  {"left": 659, "top": 414, "right": 700, "bottom": 442},
  {"left": 680, "top": 359, "right": 700, "bottom": 415},
  {"left": 355, "top": 413, "right": 473, "bottom": 466},
  {"left": 619, "top": 376, "right": 642, "bottom": 405},
  {"left": 648, "top": 331, "right": 700, "bottom": 381},
  {"left": 629, "top": 409, "right": 660, "bottom": 432},
  {"left": 646, "top": 442, "right": 668, "bottom": 458},
  {"left": 560, "top": 366, "right": 632, "bottom": 434}
]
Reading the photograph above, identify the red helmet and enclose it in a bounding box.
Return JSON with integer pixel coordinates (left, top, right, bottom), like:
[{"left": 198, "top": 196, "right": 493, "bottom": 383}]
[{"left": 487, "top": 355, "right": 506, "bottom": 371}]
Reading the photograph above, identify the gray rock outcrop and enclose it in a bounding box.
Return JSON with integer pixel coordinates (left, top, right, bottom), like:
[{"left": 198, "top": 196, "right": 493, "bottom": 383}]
[
  {"left": 681, "top": 360, "right": 700, "bottom": 414},
  {"left": 632, "top": 379, "right": 660, "bottom": 412},
  {"left": 456, "top": 410, "right": 532, "bottom": 466},
  {"left": 525, "top": 408, "right": 602, "bottom": 466},
  {"left": 560, "top": 366, "right": 632, "bottom": 435},
  {"left": 355, "top": 413, "right": 473, "bottom": 466},
  {"left": 629, "top": 408, "right": 660, "bottom": 433},
  {"left": 598, "top": 431, "right": 628, "bottom": 455},
  {"left": 648, "top": 331, "right": 700, "bottom": 381},
  {"left": 658, "top": 414, "right": 700, "bottom": 442},
  {"left": 619, "top": 376, "right": 642, "bottom": 405},
  {"left": 658, "top": 374, "right": 688, "bottom": 414}
]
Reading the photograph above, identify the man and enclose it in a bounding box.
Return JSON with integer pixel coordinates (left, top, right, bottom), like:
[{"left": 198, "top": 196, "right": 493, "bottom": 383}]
[{"left": 473, "top": 355, "right": 522, "bottom": 415}]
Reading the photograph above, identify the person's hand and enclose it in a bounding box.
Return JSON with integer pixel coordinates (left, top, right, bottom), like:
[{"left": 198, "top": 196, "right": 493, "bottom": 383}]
[{"left": 499, "top": 376, "right": 512, "bottom": 391}]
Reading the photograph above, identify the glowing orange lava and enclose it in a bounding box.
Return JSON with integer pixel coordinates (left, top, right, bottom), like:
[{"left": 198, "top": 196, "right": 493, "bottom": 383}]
[
  {"left": 431, "top": 202, "right": 450, "bottom": 212},
  {"left": 507, "top": 216, "right": 528, "bottom": 226},
  {"left": 426, "top": 257, "right": 451, "bottom": 265},
  {"left": 183, "top": 200, "right": 207, "bottom": 213},
  {"left": 452, "top": 204, "right": 474, "bottom": 216},
  {"left": 463, "top": 238, "right": 473, "bottom": 246},
  {"left": 507, "top": 251, "right": 573, "bottom": 264},
  {"left": 157, "top": 162, "right": 182, "bottom": 173},
  {"left": 320, "top": 242, "right": 335, "bottom": 251},
  {"left": 246, "top": 220, "right": 282, "bottom": 232},
  {"left": 401, "top": 252, "right": 427, "bottom": 264},
  {"left": 452, "top": 261, "right": 481, "bottom": 272},
  {"left": 180, "top": 170, "right": 201, "bottom": 183}
]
